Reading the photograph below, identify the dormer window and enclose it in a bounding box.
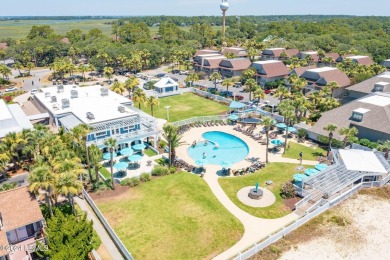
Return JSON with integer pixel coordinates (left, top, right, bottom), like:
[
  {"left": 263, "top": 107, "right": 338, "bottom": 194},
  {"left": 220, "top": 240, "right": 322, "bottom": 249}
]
[{"left": 352, "top": 112, "right": 363, "bottom": 122}]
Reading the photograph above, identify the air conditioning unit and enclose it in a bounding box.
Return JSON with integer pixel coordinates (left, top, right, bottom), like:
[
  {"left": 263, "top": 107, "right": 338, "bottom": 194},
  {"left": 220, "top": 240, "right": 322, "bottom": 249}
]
[
  {"left": 118, "top": 106, "right": 125, "bottom": 113},
  {"left": 71, "top": 90, "right": 78, "bottom": 98},
  {"left": 100, "top": 87, "right": 108, "bottom": 96},
  {"left": 57, "top": 85, "right": 64, "bottom": 92},
  {"left": 51, "top": 96, "right": 57, "bottom": 103},
  {"left": 44, "top": 92, "right": 51, "bottom": 98},
  {"left": 86, "top": 112, "right": 95, "bottom": 120},
  {"left": 61, "top": 98, "right": 70, "bottom": 108}
]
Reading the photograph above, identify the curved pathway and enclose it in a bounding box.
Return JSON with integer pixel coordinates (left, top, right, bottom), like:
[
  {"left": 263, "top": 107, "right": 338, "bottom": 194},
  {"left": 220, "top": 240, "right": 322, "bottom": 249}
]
[{"left": 175, "top": 125, "right": 318, "bottom": 259}]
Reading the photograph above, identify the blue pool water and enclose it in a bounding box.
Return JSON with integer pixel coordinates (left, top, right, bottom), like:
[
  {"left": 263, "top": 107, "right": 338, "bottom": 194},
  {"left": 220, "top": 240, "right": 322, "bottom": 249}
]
[{"left": 188, "top": 131, "right": 249, "bottom": 165}]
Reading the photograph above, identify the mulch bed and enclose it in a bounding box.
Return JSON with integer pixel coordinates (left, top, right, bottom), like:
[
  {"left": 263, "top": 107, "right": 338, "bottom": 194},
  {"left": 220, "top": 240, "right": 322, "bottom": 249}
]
[
  {"left": 283, "top": 197, "right": 301, "bottom": 210},
  {"left": 89, "top": 184, "right": 129, "bottom": 200}
]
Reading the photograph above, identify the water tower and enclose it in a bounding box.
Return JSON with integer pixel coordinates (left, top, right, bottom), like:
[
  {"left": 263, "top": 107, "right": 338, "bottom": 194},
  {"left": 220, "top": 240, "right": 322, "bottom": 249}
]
[{"left": 220, "top": 0, "right": 229, "bottom": 38}]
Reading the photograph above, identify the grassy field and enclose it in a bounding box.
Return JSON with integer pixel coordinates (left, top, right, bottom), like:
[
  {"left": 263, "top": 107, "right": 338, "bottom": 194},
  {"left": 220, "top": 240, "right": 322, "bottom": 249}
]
[
  {"left": 141, "top": 93, "right": 228, "bottom": 122},
  {"left": 99, "top": 166, "right": 111, "bottom": 179},
  {"left": 283, "top": 142, "right": 326, "bottom": 161},
  {"left": 143, "top": 148, "right": 158, "bottom": 157},
  {"left": 0, "top": 19, "right": 222, "bottom": 40},
  {"left": 96, "top": 172, "right": 244, "bottom": 259},
  {"left": 219, "top": 162, "right": 309, "bottom": 219}
]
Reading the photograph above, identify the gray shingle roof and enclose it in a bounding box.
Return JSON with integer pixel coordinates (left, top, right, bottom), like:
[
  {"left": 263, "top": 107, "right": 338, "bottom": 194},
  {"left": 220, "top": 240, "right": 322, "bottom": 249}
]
[{"left": 346, "top": 72, "right": 390, "bottom": 94}]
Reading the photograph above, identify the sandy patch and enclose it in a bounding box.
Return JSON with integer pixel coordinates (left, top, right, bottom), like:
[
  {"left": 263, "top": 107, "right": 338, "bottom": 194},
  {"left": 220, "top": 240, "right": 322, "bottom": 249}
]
[
  {"left": 237, "top": 186, "right": 276, "bottom": 207},
  {"left": 279, "top": 194, "right": 390, "bottom": 260}
]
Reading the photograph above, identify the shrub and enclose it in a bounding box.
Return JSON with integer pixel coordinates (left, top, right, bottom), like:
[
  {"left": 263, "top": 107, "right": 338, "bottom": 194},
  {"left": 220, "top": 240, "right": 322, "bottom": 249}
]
[
  {"left": 159, "top": 140, "right": 167, "bottom": 149},
  {"left": 280, "top": 181, "right": 296, "bottom": 199},
  {"left": 140, "top": 173, "right": 151, "bottom": 182},
  {"left": 169, "top": 167, "right": 176, "bottom": 174},
  {"left": 151, "top": 165, "right": 170, "bottom": 176},
  {"left": 120, "top": 177, "right": 140, "bottom": 187},
  {"left": 297, "top": 128, "right": 307, "bottom": 139}
]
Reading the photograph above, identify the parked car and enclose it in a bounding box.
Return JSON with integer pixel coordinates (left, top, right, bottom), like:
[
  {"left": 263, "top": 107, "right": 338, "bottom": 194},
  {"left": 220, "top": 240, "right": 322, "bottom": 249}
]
[
  {"left": 155, "top": 73, "right": 166, "bottom": 78},
  {"left": 171, "top": 69, "right": 180, "bottom": 74},
  {"left": 179, "top": 70, "right": 189, "bottom": 75},
  {"left": 220, "top": 90, "right": 233, "bottom": 97},
  {"left": 30, "top": 89, "right": 39, "bottom": 94},
  {"left": 4, "top": 87, "right": 17, "bottom": 93},
  {"left": 233, "top": 82, "right": 242, "bottom": 88},
  {"left": 171, "top": 77, "right": 179, "bottom": 82},
  {"left": 234, "top": 95, "right": 244, "bottom": 101},
  {"left": 264, "top": 89, "right": 273, "bottom": 94},
  {"left": 136, "top": 73, "right": 144, "bottom": 78}
]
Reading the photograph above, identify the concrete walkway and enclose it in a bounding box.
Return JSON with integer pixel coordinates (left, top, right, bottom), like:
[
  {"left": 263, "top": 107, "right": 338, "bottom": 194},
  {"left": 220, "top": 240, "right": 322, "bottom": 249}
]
[
  {"left": 75, "top": 197, "right": 124, "bottom": 260},
  {"left": 175, "top": 125, "right": 321, "bottom": 259}
]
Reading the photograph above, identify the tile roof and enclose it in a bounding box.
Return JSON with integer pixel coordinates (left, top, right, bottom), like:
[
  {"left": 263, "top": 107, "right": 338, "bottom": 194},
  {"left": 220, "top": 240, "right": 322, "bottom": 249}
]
[
  {"left": 298, "top": 51, "right": 319, "bottom": 62},
  {"left": 301, "top": 67, "right": 350, "bottom": 87},
  {"left": 219, "top": 58, "right": 251, "bottom": 71},
  {"left": 194, "top": 49, "right": 220, "bottom": 57},
  {"left": 283, "top": 49, "right": 299, "bottom": 58},
  {"left": 347, "top": 73, "right": 390, "bottom": 94},
  {"left": 252, "top": 60, "right": 289, "bottom": 78},
  {"left": 0, "top": 43, "right": 8, "bottom": 50},
  {"left": 262, "top": 48, "right": 286, "bottom": 58},
  {"left": 309, "top": 92, "right": 390, "bottom": 140},
  {"left": 61, "top": 37, "right": 70, "bottom": 44},
  {"left": 324, "top": 53, "right": 340, "bottom": 61},
  {"left": 346, "top": 55, "right": 374, "bottom": 65},
  {"left": 222, "top": 47, "right": 248, "bottom": 57},
  {"left": 289, "top": 65, "right": 317, "bottom": 77}
]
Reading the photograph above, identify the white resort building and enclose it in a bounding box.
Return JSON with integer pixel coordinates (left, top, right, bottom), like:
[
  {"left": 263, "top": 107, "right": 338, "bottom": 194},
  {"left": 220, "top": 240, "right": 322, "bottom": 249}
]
[{"left": 32, "top": 85, "right": 158, "bottom": 152}]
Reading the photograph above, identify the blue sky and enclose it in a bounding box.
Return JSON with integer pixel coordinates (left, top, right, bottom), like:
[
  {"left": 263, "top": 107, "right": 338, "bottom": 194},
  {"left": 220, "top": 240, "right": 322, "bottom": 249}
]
[{"left": 1, "top": 0, "right": 390, "bottom": 16}]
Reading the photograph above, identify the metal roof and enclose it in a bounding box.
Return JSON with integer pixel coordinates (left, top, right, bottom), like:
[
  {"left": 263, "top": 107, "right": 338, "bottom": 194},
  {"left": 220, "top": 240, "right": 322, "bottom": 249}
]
[
  {"left": 0, "top": 100, "right": 33, "bottom": 138},
  {"left": 58, "top": 114, "right": 83, "bottom": 130}
]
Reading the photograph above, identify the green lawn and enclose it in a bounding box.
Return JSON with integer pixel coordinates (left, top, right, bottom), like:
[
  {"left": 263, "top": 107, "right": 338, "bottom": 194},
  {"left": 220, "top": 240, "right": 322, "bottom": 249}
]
[
  {"left": 141, "top": 93, "right": 228, "bottom": 122},
  {"left": 143, "top": 148, "right": 158, "bottom": 157},
  {"left": 283, "top": 142, "right": 326, "bottom": 161},
  {"left": 99, "top": 167, "right": 111, "bottom": 179},
  {"left": 219, "top": 162, "right": 309, "bottom": 219},
  {"left": 96, "top": 172, "right": 243, "bottom": 259}
]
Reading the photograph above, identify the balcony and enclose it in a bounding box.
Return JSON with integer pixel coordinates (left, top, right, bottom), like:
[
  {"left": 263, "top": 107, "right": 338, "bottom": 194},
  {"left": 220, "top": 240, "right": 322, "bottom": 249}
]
[{"left": 9, "top": 236, "right": 46, "bottom": 260}]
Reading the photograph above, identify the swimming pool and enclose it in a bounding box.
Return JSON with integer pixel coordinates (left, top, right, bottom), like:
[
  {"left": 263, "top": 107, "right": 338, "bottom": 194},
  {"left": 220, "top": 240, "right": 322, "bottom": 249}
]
[{"left": 188, "top": 131, "right": 249, "bottom": 165}]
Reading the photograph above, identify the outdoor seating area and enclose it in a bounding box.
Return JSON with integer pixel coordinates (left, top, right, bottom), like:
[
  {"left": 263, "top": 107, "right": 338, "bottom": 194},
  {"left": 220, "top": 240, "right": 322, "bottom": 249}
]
[
  {"left": 293, "top": 163, "right": 329, "bottom": 186},
  {"left": 177, "top": 120, "right": 227, "bottom": 135}
]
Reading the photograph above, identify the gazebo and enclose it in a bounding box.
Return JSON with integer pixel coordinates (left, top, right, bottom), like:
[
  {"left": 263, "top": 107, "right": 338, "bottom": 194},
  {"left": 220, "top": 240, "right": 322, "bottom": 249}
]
[
  {"left": 154, "top": 77, "right": 179, "bottom": 95},
  {"left": 229, "top": 101, "right": 246, "bottom": 112}
]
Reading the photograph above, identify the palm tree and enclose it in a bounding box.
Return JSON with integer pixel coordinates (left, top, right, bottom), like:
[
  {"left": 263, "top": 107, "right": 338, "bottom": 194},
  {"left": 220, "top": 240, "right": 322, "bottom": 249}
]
[
  {"left": 133, "top": 88, "right": 147, "bottom": 109},
  {"left": 279, "top": 101, "right": 296, "bottom": 154},
  {"left": 185, "top": 73, "right": 199, "bottom": 88},
  {"left": 292, "top": 78, "right": 307, "bottom": 93},
  {"left": 222, "top": 78, "right": 234, "bottom": 97},
  {"left": 13, "top": 62, "right": 24, "bottom": 77},
  {"left": 104, "top": 138, "right": 117, "bottom": 190},
  {"left": 210, "top": 72, "right": 222, "bottom": 89},
  {"left": 274, "top": 86, "right": 290, "bottom": 101},
  {"left": 56, "top": 171, "right": 82, "bottom": 215},
  {"left": 29, "top": 166, "right": 55, "bottom": 216},
  {"left": 70, "top": 124, "right": 92, "bottom": 182},
  {"left": 0, "top": 152, "right": 10, "bottom": 173},
  {"left": 323, "top": 124, "right": 338, "bottom": 152},
  {"left": 26, "top": 62, "right": 35, "bottom": 76},
  {"left": 326, "top": 81, "right": 340, "bottom": 97},
  {"left": 253, "top": 88, "right": 265, "bottom": 104},
  {"left": 89, "top": 64, "right": 96, "bottom": 80},
  {"left": 2, "top": 132, "right": 26, "bottom": 171},
  {"left": 110, "top": 81, "right": 126, "bottom": 95},
  {"left": 262, "top": 117, "right": 274, "bottom": 163},
  {"left": 379, "top": 140, "right": 390, "bottom": 159},
  {"left": 124, "top": 76, "right": 139, "bottom": 97},
  {"left": 244, "top": 78, "right": 258, "bottom": 101},
  {"left": 88, "top": 145, "right": 103, "bottom": 188},
  {"left": 146, "top": 96, "right": 160, "bottom": 116},
  {"left": 103, "top": 66, "right": 114, "bottom": 82},
  {"left": 162, "top": 124, "right": 185, "bottom": 167},
  {"left": 339, "top": 127, "right": 359, "bottom": 148},
  {"left": 78, "top": 65, "right": 89, "bottom": 82}
]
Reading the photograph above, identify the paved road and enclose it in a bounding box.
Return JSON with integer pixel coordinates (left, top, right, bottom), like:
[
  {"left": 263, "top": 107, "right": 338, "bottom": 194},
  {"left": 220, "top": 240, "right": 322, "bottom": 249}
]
[
  {"left": 0, "top": 172, "right": 29, "bottom": 186},
  {"left": 74, "top": 196, "right": 124, "bottom": 260}
]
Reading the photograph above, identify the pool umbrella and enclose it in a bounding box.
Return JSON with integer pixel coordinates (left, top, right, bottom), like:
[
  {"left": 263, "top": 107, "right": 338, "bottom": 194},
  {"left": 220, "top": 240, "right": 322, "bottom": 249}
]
[
  {"left": 220, "top": 161, "right": 233, "bottom": 168},
  {"left": 128, "top": 153, "right": 143, "bottom": 162},
  {"left": 271, "top": 139, "right": 284, "bottom": 146},
  {"left": 114, "top": 162, "right": 128, "bottom": 171},
  {"left": 102, "top": 152, "right": 111, "bottom": 160},
  {"left": 287, "top": 127, "right": 297, "bottom": 133},
  {"left": 120, "top": 147, "right": 134, "bottom": 156},
  {"left": 132, "top": 143, "right": 146, "bottom": 150},
  {"left": 276, "top": 123, "right": 287, "bottom": 129},
  {"left": 195, "top": 158, "right": 208, "bottom": 166},
  {"left": 228, "top": 114, "right": 239, "bottom": 121},
  {"left": 293, "top": 174, "right": 308, "bottom": 182},
  {"left": 315, "top": 164, "right": 328, "bottom": 171},
  {"left": 304, "top": 168, "right": 320, "bottom": 176}
]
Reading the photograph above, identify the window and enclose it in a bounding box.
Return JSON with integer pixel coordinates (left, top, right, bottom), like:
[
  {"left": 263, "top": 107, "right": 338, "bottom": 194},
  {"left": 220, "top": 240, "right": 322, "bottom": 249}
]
[
  {"left": 374, "top": 85, "right": 384, "bottom": 92},
  {"left": 96, "top": 131, "right": 106, "bottom": 137},
  {"left": 352, "top": 112, "right": 363, "bottom": 122}
]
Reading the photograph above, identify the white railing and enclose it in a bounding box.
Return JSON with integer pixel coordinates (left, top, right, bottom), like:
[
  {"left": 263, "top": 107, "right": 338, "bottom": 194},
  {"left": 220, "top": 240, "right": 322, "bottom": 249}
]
[
  {"left": 172, "top": 115, "right": 228, "bottom": 127},
  {"left": 234, "top": 183, "right": 363, "bottom": 260},
  {"left": 88, "top": 128, "right": 158, "bottom": 147},
  {"left": 190, "top": 87, "right": 233, "bottom": 104}
]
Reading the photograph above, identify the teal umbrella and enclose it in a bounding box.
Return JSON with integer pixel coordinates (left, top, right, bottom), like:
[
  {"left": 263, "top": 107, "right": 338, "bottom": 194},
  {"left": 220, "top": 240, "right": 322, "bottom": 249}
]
[
  {"left": 120, "top": 147, "right": 134, "bottom": 156},
  {"left": 276, "top": 123, "right": 287, "bottom": 129},
  {"left": 220, "top": 161, "right": 233, "bottom": 168},
  {"left": 195, "top": 159, "right": 208, "bottom": 166},
  {"left": 304, "top": 168, "right": 319, "bottom": 176},
  {"left": 287, "top": 127, "right": 297, "bottom": 133},
  {"left": 102, "top": 152, "right": 111, "bottom": 160},
  {"left": 271, "top": 139, "right": 284, "bottom": 146},
  {"left": 315, "top": 164, "right": 328, "bottom": 171},
  {"left": 114, "top": 162, "right": 128, "bottom": 171},
  {"left": 293, "top": 174, "right": 308, "bottom": 182},
  {"left": 132, "top": 143, "right": 146, "bottom": 150},
  {"left": 228, "top": 114, "right": 239, "bottom": 120},
  {"left": 128, "top": 153, "right": 143, "bottom": 162}
]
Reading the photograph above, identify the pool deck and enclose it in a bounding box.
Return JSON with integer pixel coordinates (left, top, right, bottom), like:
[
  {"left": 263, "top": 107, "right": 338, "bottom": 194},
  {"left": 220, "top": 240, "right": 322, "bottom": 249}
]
[{"left": 176, "top": 124, "right": 318, "bottom": 259}]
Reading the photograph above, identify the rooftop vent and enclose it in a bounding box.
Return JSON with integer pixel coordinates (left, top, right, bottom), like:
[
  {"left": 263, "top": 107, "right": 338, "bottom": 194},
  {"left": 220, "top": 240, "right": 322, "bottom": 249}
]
[
  {"left": 374, "top": 82, "right": 389, "bottom": 92},
  {"left": 86, "top": 112, "right": 95, "bottom": 120},
  {"left": 118, "top": 106, "right": 125, "bottom": 113},
  {"left": 45, "top": 92, "right": 51, "bottom": 98},
  {"left": 71, "top": 89, "right": 78, "bottom": 98},
  {"left": 51, "top": 96, "right": 57, "bottom": 103},
  {"left": 61, "top": 98, "right": 70, "bottom": 108},
  {"left": 57, "top": 85, "right": 64, "bottom": 92},
  {"left": 100, "top": 87, "right": 108, "bottom": 96}
]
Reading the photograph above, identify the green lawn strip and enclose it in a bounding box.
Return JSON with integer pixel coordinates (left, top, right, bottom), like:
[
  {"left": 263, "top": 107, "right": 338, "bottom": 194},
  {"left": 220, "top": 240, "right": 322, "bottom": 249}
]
[
  {"left": 219, "top": 162, "right": 310, "bottom": 219},
  {"left": 140, "top": 93, "right": 228, "bottom": 122},
  {"left": 98, "top": 166, "right": 111, "bottom": 179},
  {"left": 143, "top": 148, "right": 157, "bottom": 157},
  {"left": 282, "top": 142, "right": 326, "bottom": 161},
  {"left": 96, "top": 172, "right": 243, "bottom": 259}
]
